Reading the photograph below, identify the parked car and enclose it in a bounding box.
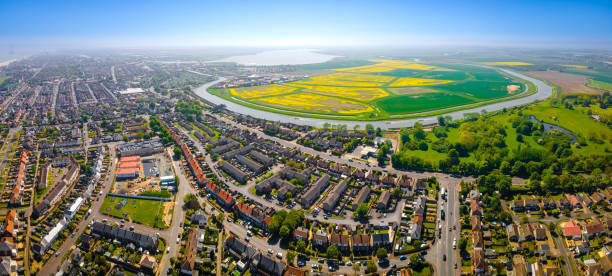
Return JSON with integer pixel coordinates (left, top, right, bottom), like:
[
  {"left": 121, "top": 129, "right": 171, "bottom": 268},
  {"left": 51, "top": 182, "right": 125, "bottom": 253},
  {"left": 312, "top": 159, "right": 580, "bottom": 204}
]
[{"left": 268, "top": 249, "right": 274, "bottom": 254}]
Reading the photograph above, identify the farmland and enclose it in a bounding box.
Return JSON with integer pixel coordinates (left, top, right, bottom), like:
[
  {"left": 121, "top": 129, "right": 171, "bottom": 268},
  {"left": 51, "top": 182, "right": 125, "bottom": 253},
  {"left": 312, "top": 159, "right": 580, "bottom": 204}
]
[{"left": 210, "top": 60, "right": 532, "bottom": 120}]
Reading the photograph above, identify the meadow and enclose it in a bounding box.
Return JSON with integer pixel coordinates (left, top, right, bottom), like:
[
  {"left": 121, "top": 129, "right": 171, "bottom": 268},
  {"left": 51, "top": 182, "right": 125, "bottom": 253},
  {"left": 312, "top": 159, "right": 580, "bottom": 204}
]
[{"left": 211, "top": 60, "right": 531, "bottom": 120}]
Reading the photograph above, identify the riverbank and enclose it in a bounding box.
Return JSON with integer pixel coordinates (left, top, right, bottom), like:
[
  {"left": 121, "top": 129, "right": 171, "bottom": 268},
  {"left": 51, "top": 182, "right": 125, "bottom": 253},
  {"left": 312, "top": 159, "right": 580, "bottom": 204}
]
[{"left": 194, "top": 69, "right": 552, "bottom": 129}]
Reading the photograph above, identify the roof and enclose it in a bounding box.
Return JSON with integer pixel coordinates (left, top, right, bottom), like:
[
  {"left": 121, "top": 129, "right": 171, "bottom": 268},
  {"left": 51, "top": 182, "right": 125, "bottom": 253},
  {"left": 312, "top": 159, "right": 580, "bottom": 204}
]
[
  {"left": 284, "top": 266, "right": 306, "bottom": 276},
  {"left": 118, "top": 161, "right": 140, "bottom": 168},
  {"left": 586, "top": 221, "right": 605, "bottom": 234},
  {"left": 563, "top": 221, "right": 581, "bottom": 237},
  {"left": 117, "top": 167, "right": 139, "bottom": 175},
  {"left": 119, "top": 156, "right": 141, "bottom": 162}
]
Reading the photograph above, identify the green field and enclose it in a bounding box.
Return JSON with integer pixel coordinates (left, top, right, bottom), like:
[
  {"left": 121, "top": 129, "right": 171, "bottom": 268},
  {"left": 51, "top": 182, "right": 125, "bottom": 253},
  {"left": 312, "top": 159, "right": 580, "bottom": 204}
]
[
  {"left": 210, "top": 60, "right": 530, "bottom": 120},
  {"left": 101, "top": 196, "right": 170, "bottom": 229},
  {"left": 587, "top": 79, "right": 612, "bottom": 92}
]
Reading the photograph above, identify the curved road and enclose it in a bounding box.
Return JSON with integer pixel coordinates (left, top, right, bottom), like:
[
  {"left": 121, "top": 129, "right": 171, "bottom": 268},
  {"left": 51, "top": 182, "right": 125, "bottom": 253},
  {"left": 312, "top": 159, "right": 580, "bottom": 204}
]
[{"left": 193, "top": 68, "right": 552, "bottom": 129}]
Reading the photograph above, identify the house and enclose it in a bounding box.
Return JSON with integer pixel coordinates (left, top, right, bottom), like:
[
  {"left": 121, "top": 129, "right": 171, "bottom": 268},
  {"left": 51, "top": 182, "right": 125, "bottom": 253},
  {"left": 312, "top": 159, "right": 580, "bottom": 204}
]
[
  {"left": 542, "top": 198, "right": 556, "bottom": 210},
  {"left": 473, "top": 230, "right": 484, "bottom": 250},
  {"left": 220, "top": 161, "right": 248, "bottom": 183},
  {"left": 471, "top": 200, "right": 482, "bottom": 217},
  {"left": 313, "top": 230, "right": 328, "bottom": 249},
  {"left": 225, "top": 235, "right": 256, "bottom": 263},
  {"left": 557, "top": 198, "right": 570, "bottom": 210},
  {"left": 580, "top": 194, "right": 593, "bottom": 208},
  {"left": 139, "top": 254, "right": 157, "bottom": 274},
  {"left": 365, "top": 170, "right": 379, "bottom": 184},
  {"left": 0, "top": 241, "right": 16, "bottom": 258},
  {"left": 372, "top": 233, "right": 390, "bottom": 249},
  {"left": 507, "top": 224, "right": 518, "bottom": 243},
  {"left": 604, "top": 217, "right": 612, "bottom": 231},
  {"left": 473, "top": 248, "right": 485, "bottom": 274},
  {"left": 322, "top": 179, "right": 348, "bottom": 213},
  {"left": 518, "top": 224, "right": 533, "bottom": 242},
  {"left": 352, "top": 234, "right": 370, "bottom": 254},
  {"left": 191, "top": 210, "right": 207, "bottom": 228},
  {"left": 584, "top": 221, "right": 606, "bottom": 240},
  {"left": 300, "top": 174, "right": 330, "bottom": 207},
  {"left": 330, "top": 234, "right": 350, "bottom": 252},
  {"left": 377, "top": 190, "right": 391, "bottom": 212},
  {"left": 396, "top": 175, "right": 413, "bottom": 192},
  {"left": 591, "top": 193, "right": 604, "bottom": 205},
  {"left": 533, "top": 224, "right": 548, "bottom": 241},
  {"left": 511, "top": 200, "right": 525, "bottom": 212},
  {"left": 351, "top": 169, "right": 365, "bottom": 180},
  {"left": 91, "top": 222, "right": 158, "bottom": 251},
  {"left": 205, "top": 182, "right": 235, "bottom": 209},
  {"left": 472, "top": 216, "right": 482, "bottom": 232},
  {"left": 293, "top": 227, "right": 308, "bottom": 242},
  {"left": 251, "top": 252, "right": 285, "bottom": 276},
  {"left": 513, "top": 255, "right": 528, "bottom": 276},
  {"left": 381, "top": 174, "right": 395, "bottom": 187},
  {"left": 180, "top": 229, "right": 198, "bottom": 275},
  {"left": 565, "top": 194, "right": 582, "bottom": 210},
  {"left": 352, "top": 186, "right": 370, "bottom": 209},
  {"left": 524, "top": 198, "right": 540, "bottom": 211},
  {"left": 562, "top": 221, "right": 582, "bottom": 240},
  {"left": 284, "top": 266, "right": 306, "bottom": 276}
]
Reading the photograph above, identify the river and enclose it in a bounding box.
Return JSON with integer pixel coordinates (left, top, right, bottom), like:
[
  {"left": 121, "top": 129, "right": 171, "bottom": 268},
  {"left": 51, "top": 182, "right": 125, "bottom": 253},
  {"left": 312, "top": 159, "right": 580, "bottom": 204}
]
[{"left": 193, "top": 68, "right": 552, "bottom": 129}]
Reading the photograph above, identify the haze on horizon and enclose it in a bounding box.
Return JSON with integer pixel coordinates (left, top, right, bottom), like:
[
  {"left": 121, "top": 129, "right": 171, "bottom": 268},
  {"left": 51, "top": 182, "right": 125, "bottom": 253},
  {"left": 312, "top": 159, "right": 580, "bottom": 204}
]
[{"left": 1, "top": 0, "right": 611, "bottom": 52}]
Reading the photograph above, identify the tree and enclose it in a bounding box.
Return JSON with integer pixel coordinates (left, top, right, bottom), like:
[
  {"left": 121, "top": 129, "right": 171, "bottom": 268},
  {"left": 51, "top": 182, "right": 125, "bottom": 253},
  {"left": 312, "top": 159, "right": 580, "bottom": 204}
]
[
  {"left": 376, "top": 247, "right": 388, "bottom": 260},
  {"left": 296, "top": 240, "right": 306, "bottom": 253},
  {"left": 183, "top": 194, "right": 200, "bottom": 210},
  {"left": 353, "top": 124, "right": 360, "bottom": 131},
  {"left": 173, "top": 146, "right": 183, "bottom": 159},
  {"left": 216, "top": 213, "right": 225, "bottom": 224},
  {"left": 365, "top": 262, "right": 378, "bottom": 273},
  {"left": 279, "top": 225, "right": 290, "bottom": 237},
  {"left": 410, "top": 254, "right": 424, "bottom": 270},
  {"left": 365, "top": 124, "right": 374, "bottom": 134},
  {"left": 286, "top": 251, "right": 296, "bottom": 265},
  {"left": 458, "top": 238, "right": 468, "bottom": 253},
  {"left": 326, "top": 245, "right": 341, "bottom": 260},
  {"left": 354, "top": 203, "right": 369, "bottom": 219},
  {"left": 437, "top": 115, "right": 446, "bottom": 126}
]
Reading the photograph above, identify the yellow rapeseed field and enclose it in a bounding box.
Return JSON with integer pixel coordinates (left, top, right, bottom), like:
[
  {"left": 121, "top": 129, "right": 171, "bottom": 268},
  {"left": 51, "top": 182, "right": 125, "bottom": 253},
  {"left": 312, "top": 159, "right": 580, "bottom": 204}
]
[
  {"left": 334, "top": 59, "right": 436, "bottom": 73},
  {"left": 389, "top": 78, "right": 454, "bottom": 87},
  {"left": 230, "top": 84, "right": 297, "bottom": 99},
  {"left": 561, "top": 64, "right": 588, "bottom": 69},
  {"left": 292, "top": 72, "right": 393, "bottom": 87},
  {"left": 481, "top": 62, "right": 533, "bottom": 66},
  {"left": 254, "top": 93, "right": 373, "bottom": 114},
  {"left": 307, "top": 86, "right": 389, "bottom": 101}
]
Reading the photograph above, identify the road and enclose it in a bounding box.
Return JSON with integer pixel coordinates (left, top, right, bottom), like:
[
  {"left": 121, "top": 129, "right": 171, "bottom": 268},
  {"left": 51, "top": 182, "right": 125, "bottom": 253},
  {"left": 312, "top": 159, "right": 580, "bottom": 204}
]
[
  {"left": 41, "top": 143, "right": 119, "bottom": 274},
  {"left": 158, "top": 147, "right": 201, "bottom": 276},
  {"left": 426, "top": 176, "right": 461, "bottom": 276}
]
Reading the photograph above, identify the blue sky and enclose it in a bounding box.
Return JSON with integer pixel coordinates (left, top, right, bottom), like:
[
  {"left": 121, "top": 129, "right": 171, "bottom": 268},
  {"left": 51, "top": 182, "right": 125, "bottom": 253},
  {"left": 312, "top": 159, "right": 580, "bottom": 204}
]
[{"left": 1, "top": 0, "right": 611, "bottom": 48}]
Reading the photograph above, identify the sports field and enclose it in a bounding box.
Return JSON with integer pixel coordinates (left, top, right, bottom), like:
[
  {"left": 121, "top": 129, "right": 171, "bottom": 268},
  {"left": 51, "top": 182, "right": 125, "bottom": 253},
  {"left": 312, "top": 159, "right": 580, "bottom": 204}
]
[{"left": 211, "top": 60, "right": 529, "bottom": 120}]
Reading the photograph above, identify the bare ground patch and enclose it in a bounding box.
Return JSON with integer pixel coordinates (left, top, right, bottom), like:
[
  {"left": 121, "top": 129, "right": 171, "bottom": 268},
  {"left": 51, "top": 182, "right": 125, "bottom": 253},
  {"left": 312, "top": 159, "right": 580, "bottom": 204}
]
[
  {"left": 527, "top": 70, "right": 601, "bottom": 95},
  {"left": 388, "top": 87, "right": 438, "bottom": 95},
  {"left": 507, "top": 85, "right": 520, "bottom": 94}
]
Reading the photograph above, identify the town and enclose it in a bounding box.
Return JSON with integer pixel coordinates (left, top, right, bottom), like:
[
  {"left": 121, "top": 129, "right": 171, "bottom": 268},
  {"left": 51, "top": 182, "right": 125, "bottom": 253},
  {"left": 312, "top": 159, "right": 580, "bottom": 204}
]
[{"left": 0, "top": 46, "right": 610, "bottom": 276}]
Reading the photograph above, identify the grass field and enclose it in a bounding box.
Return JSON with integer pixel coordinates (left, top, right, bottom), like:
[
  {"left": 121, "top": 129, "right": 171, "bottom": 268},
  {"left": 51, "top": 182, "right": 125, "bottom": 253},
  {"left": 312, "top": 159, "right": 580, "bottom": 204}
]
[
  {"left": 586, "top": 79, "right": 612, "bottom": 92},
  {"left": 101, "top": 196, "right": 170, "bottom": 229},
  {"left": 561, "top": 64, "right": 588, "bottom": 69},
  {"left": 212, "top": 60, "right": 532, "bottom": 120}
]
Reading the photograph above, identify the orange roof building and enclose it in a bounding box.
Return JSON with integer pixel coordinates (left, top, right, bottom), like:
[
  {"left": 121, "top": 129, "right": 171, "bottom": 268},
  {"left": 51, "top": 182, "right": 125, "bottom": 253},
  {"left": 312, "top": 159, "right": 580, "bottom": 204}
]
[
  {"left": 118, "top": 161, "right": 140, "bottom": 169},
  {"left": 119, "top": 156, "right": 141, "bottom": 163}
]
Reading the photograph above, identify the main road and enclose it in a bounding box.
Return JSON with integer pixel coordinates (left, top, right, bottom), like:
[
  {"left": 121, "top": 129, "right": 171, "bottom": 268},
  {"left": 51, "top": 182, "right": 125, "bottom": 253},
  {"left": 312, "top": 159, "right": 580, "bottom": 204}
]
[{"left": 193, "top": 68, "right": 552, "bottom": 129}]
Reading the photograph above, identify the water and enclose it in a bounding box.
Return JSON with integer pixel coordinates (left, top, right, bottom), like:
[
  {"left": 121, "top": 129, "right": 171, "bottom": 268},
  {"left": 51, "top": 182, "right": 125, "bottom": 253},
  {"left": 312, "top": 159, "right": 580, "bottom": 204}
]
[
  {"left": 526, "top": 115, "right": 577, "bottom": 142},
  {"left": 212, "top": 49, "right": 339, "bottom": 66}
]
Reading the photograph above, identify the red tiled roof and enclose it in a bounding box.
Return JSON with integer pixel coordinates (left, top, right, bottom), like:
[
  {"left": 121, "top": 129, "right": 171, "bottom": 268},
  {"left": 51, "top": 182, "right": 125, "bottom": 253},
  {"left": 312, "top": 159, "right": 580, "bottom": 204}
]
[
  {"left": 117, "top": 167, "right": 139, "bottom": 175},
  {"left": 119, "top": 156, "right": 140, "bottom": 162},
  {"left": 563, "top": 221, "right": 581, "bottom": 237},
  {"left": 118, "top": 161, "right": 140, "bottom": 168}
]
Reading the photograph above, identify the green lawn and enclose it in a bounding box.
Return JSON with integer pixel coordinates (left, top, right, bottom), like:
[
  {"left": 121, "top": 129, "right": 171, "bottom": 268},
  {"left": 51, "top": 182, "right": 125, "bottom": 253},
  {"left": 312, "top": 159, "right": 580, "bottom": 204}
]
[{"left": 101, "top": 196, "right": 170, "bottom": 229}]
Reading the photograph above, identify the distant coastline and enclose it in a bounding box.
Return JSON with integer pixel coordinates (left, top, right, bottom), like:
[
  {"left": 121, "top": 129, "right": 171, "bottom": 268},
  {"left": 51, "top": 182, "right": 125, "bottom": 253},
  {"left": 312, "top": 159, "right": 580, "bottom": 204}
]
[
  {"left": 0, "top": 58, "right": 19, "bottom": 67},
  {"left": 211, "top": 49, "right": 339, "bottom": 66}
]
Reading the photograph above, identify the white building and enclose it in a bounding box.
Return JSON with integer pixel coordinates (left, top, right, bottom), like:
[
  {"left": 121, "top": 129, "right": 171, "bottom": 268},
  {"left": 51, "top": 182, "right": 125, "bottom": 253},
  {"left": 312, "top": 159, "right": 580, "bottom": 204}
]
[{"left": 64, "top": 197, "right": 83, "bottom": 221}]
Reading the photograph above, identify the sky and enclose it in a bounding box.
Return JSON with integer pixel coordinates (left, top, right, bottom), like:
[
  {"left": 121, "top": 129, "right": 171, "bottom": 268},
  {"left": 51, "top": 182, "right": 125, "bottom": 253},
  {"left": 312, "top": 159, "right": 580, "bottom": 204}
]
[{"left": 1, "top": 0, "right": 611, "bottom": 49}]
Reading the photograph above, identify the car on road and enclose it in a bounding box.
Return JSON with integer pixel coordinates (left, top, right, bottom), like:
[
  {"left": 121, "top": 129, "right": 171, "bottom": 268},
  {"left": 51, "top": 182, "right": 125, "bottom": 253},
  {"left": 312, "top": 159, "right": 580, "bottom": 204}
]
[
  {"left": 268, "top": 249, "right": 274, "bottom": 254},
  {"left": 454, "top": 263, "right": 458, "bottom": 269},
  {"left": 323, "top": 215, "right": 328, "bottom": 219},
  {"left": 346, "top": 261, "right": 352, "bottom": 266},
  {"left": 318, "top": 259, "right": 325, "bottom": 263},
  {"left": 443, "top": 254, "right": 446, "bottom": 261},
  {"left": 227, "top": 218, "right": 232, "bottom": 223},
  {"left": 129, "top": 226, "right": 134, "bottom": 231},
  {"left": 276, "top": 252, "right": 283, "bottom": 259},
  {"left": 297, "top": 260, "right": 305, "bottom": 267},
  {"left": 176, "top": 238, "right": 180, "bottom": 244},
  {"left": 244, "top": 237, "right": 250, "bottom": 242},
  {"left": 311, "top": 264, "right": 318, "bottom": 269},
  {"left": 247, "top": 231, "right": 252, "bottom": 237},
  {"left": 166, "top": 247, "right": 170, "bottom": 253},
  {"left": 399, "top": 255, "right": 407, "bottom": 260}
]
